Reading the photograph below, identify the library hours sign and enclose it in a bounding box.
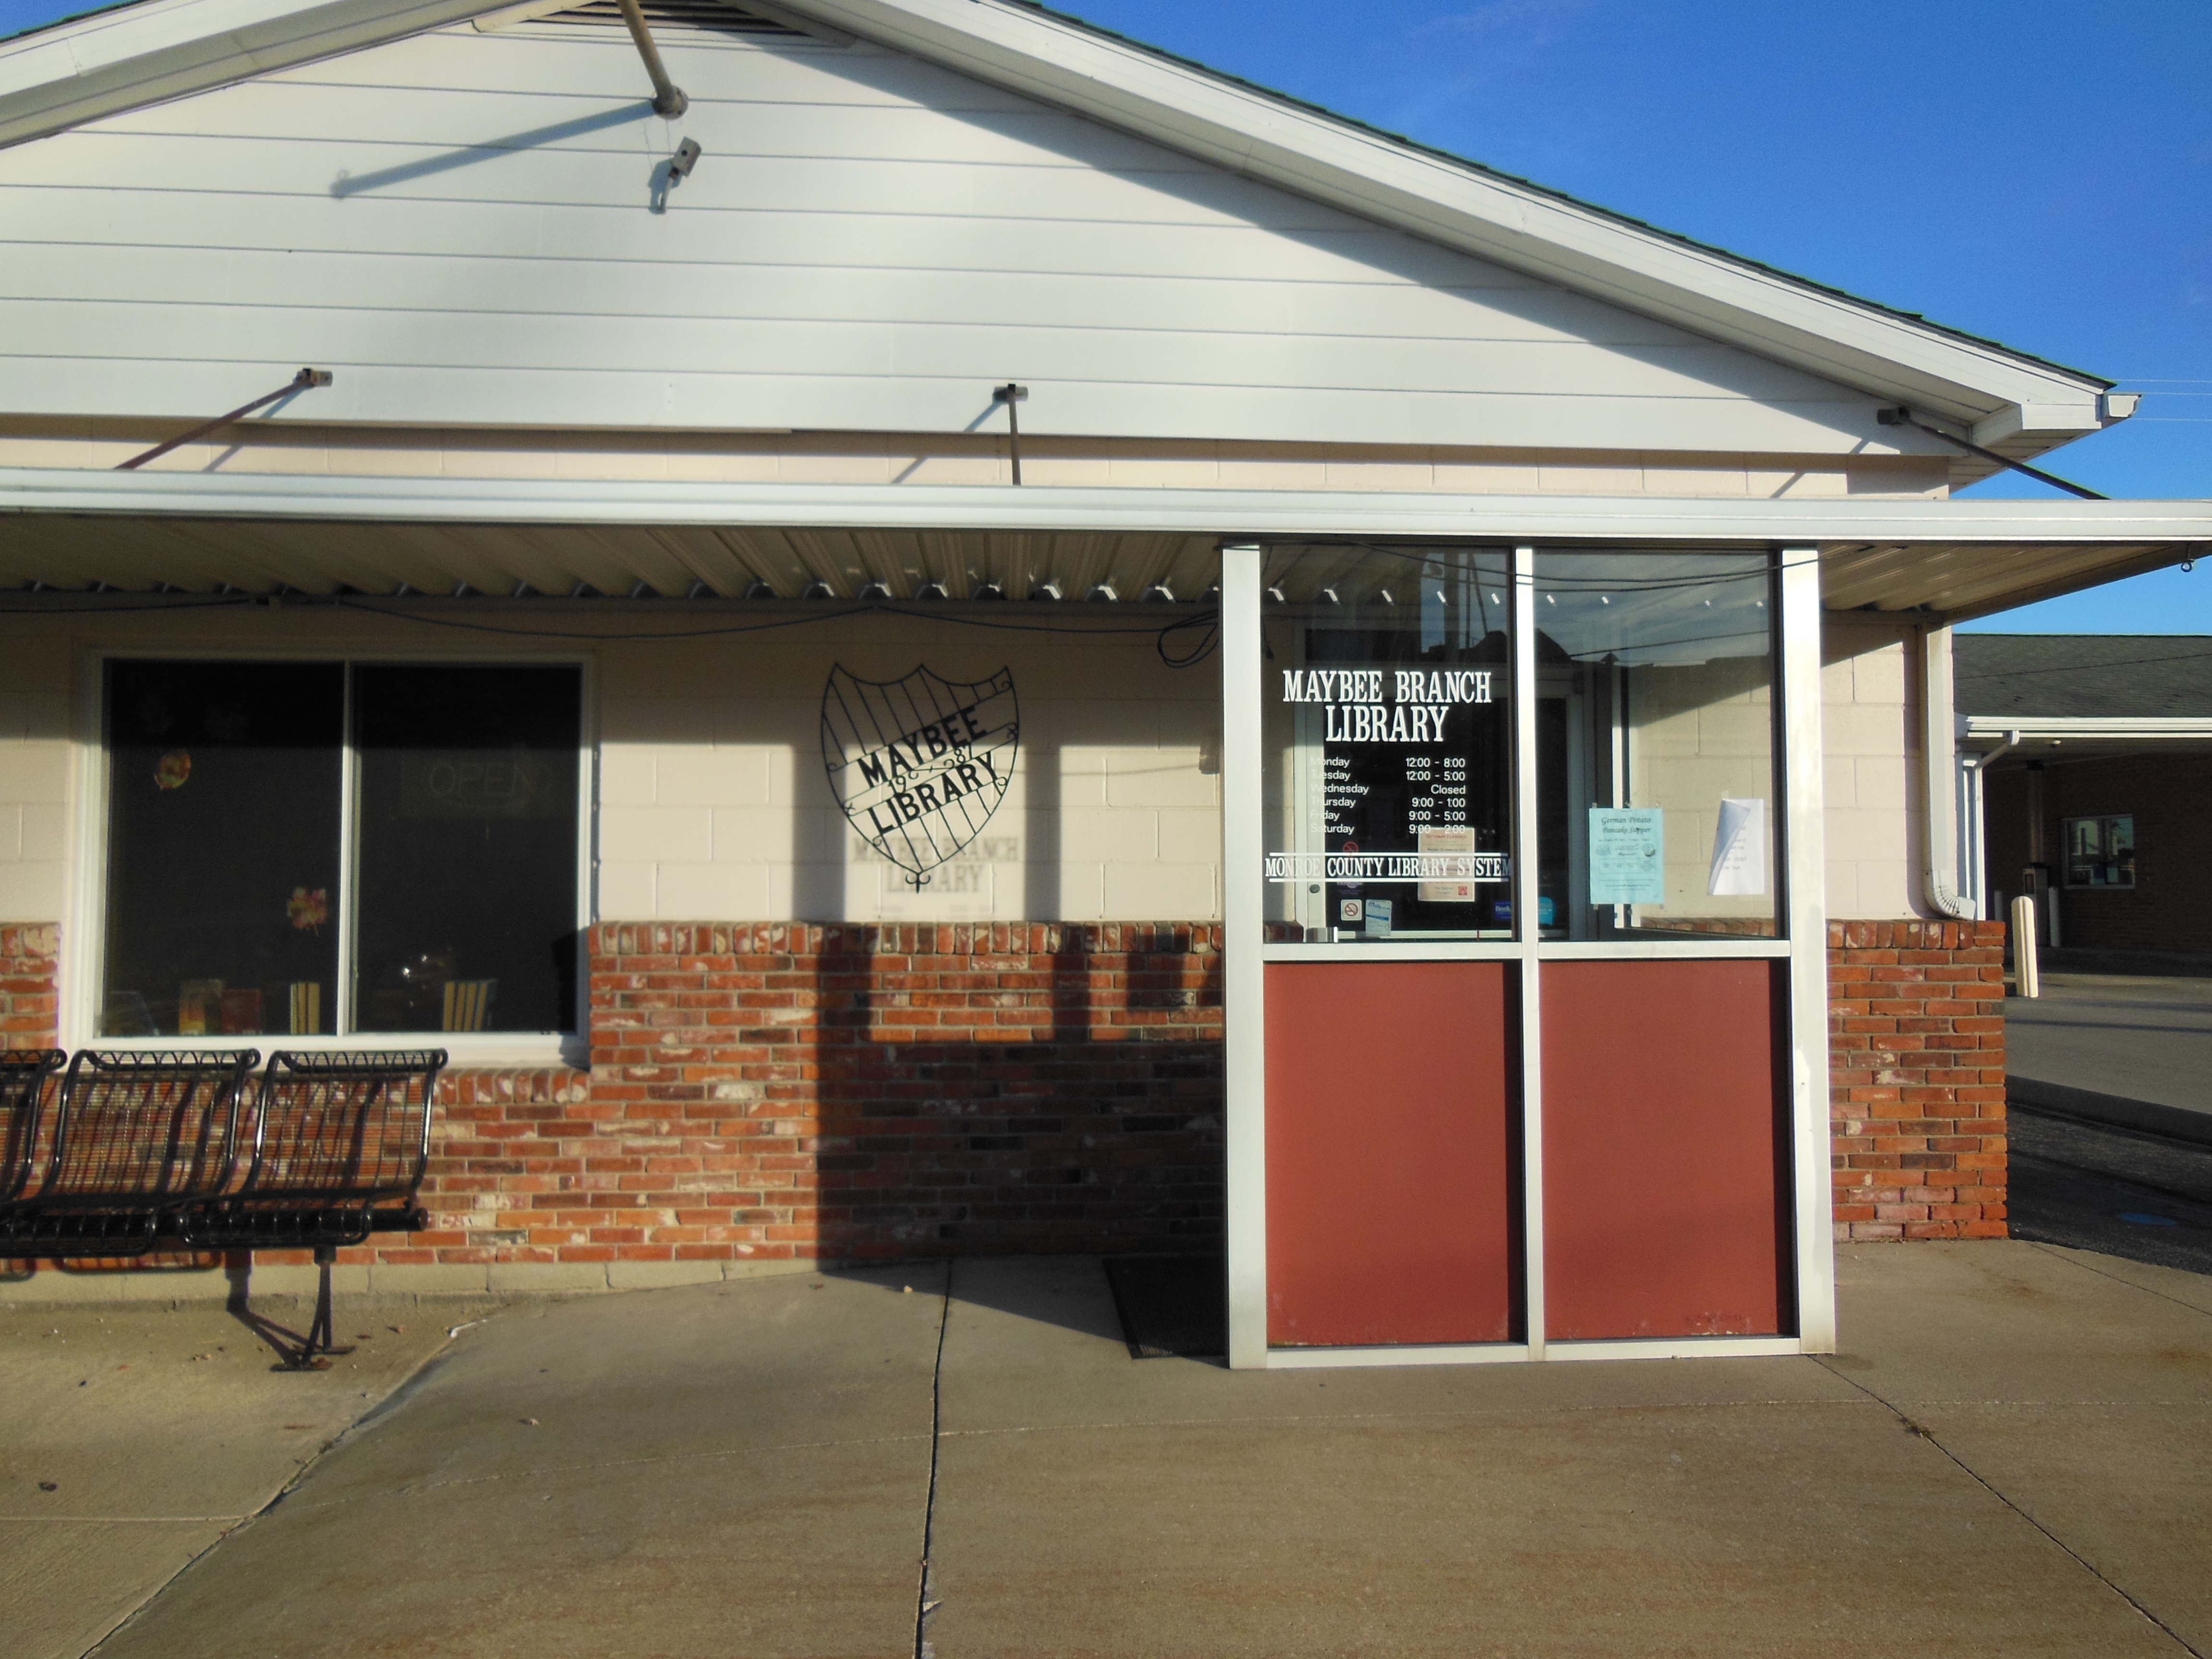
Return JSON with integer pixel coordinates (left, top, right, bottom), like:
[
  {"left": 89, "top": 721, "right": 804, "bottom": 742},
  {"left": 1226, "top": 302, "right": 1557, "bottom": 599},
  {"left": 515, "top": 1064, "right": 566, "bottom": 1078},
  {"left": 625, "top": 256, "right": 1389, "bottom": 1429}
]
[{"left": 1267, "top": 665, "right": 1508, "bottom": 913}]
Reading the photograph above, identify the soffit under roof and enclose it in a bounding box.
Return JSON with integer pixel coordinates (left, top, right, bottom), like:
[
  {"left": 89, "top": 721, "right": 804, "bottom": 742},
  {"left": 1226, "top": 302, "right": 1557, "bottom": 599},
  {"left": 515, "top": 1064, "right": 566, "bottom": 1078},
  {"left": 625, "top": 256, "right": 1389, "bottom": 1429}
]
[{"left": 0, "top": 511, "right": 2191, "bottom": 625}]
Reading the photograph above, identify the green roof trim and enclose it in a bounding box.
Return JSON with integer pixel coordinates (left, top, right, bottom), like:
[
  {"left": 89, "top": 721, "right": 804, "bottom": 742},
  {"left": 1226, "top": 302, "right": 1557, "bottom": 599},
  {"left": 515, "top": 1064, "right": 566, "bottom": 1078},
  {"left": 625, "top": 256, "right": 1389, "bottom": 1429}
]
[{"left": 1011, "top": 0, "right": 2112, "bottom": 391}]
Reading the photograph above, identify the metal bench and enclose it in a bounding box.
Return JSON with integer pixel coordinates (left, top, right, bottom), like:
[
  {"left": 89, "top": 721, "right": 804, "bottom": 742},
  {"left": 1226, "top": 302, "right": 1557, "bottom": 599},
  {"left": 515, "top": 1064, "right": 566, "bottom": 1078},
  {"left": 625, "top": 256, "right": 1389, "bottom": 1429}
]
[
  {"left": 0, "top": 1050, "right": 257, "bottom": 1260},
  {"left": 0, "top": 1048, "right": 71, "bottom": 1210},
  {"left": 0, "top": 1047, "right": 445, "bottom": 1368},
  {"left": 184, "top": 1049, "right": 446, "bottom": 1365}
]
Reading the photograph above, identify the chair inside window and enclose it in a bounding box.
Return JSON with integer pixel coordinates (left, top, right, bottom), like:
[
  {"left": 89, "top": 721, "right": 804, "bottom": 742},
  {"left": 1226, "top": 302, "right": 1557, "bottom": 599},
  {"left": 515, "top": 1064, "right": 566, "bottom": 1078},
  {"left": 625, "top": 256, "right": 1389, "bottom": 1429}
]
[{"left": 442, "top": 979, "right": 497, "bottom": 1032}]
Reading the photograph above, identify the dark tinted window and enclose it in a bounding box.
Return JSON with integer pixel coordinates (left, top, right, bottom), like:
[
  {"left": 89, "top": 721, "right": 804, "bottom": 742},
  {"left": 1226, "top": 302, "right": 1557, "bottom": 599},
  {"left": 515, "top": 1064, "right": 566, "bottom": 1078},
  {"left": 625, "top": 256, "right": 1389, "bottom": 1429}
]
[
  {"left": 102, "top": 660, "right": 343, "bottom": 1036},
  {"left": 353, "top": 665, "right": 582, "bottom": 1033}
]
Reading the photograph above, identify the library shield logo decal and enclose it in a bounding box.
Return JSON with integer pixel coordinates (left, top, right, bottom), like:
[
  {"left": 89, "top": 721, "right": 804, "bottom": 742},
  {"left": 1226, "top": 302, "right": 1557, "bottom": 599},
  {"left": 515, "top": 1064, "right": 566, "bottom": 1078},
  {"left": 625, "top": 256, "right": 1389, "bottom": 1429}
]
[{"left": 821, "top": 664, "right": 1019, "bottom": 888}]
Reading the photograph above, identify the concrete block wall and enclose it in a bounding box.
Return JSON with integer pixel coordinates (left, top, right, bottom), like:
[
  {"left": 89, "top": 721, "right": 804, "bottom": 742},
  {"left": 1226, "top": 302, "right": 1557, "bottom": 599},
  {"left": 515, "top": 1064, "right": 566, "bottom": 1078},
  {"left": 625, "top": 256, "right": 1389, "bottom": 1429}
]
[
  {"left": 1821, "top": 614, "right": 1922, "bottom": 920},
  {"left": 0, "top": 608, "right": 1225, "bottom": 950},
  {"left": 1631, "top": 653, "right": 1778, "bottom": 926},
  {"left": 595, "top": 622, "right": 1223, "bottom": 924},
  {"left": 0, "top": 609, "right": 1947, "bottom": 944}
]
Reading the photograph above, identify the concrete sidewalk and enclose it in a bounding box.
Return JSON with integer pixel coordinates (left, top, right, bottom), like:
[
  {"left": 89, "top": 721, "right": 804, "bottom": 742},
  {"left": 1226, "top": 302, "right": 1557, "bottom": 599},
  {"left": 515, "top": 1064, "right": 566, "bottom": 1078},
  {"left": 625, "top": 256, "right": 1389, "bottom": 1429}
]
[{"left": 7, "top": 1243, "right": 2211, "bottom": 1658}]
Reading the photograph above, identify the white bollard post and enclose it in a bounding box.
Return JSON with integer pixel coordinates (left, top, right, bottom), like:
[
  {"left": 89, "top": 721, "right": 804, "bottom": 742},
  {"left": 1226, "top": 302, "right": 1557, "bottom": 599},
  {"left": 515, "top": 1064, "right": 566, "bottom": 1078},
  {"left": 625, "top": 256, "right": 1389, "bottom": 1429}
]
[{"left": 2010, "top": 893, "right": 2040, "bottom": 999}]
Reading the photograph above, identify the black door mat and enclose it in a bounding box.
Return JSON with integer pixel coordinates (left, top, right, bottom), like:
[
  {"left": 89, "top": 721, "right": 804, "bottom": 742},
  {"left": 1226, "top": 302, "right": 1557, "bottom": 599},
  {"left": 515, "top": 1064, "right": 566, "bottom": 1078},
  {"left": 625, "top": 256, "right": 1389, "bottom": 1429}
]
[{"left": 1103, "top": 1254, "right": 1228, "bottom": 1359}]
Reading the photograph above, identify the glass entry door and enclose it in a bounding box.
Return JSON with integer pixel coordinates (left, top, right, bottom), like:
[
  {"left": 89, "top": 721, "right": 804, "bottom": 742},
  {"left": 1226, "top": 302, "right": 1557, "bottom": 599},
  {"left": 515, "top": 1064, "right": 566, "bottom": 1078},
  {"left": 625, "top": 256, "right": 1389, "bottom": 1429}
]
[{"left": 1237, "top": 542, "right": 1807, "bottom": 1362}]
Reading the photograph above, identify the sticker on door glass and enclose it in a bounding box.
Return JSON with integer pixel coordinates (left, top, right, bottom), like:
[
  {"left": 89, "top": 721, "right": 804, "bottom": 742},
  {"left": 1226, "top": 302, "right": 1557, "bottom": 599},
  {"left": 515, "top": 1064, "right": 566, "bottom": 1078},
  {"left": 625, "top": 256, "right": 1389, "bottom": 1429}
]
[{"left": 1588, "top": 806, "right": 1664, "bottom": 904}]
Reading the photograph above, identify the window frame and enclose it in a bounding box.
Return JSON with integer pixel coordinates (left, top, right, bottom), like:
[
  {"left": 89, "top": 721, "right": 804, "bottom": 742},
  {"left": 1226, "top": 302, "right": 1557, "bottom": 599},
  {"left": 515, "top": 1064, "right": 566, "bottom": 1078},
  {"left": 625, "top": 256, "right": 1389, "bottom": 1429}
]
[
  {"left": 70, "top": 645, "right": 597, "bottom": 1064},
  {"left": 1256, "top": 546, "right": 1789, "bottom": 959},
  {"left": 2061, "top": 813, "right": 2136, "bottom": 890}
]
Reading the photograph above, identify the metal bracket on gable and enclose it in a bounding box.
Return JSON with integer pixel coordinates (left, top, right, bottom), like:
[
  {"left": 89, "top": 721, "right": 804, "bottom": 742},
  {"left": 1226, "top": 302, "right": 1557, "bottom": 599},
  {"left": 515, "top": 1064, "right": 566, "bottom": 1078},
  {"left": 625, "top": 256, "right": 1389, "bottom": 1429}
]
[
  {"left": 115, "top": 368, "right": 333, "bottom": 471},
  {"left": 616, "top": 0, "right": 688, "bottom": 116},
  {"left": 1877, "top": 406, "right": 2105, "bottom": 501}
]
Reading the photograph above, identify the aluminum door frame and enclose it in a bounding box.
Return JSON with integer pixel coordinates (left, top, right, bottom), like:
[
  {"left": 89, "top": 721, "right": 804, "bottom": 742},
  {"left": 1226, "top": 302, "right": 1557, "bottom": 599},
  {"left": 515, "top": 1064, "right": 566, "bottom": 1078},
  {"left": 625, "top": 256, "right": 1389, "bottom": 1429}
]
[{"left": 1223, "top": 541, "right": 1832, "bottom": 1370}]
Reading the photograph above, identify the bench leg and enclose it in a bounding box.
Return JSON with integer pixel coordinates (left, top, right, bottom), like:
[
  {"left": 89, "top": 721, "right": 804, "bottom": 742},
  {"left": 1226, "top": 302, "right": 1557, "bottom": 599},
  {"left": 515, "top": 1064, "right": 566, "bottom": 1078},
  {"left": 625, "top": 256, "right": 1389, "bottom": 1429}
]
[
  {"left": 305, "top": 1246, "right": 337, "bottom": 1360},
  {"left": 282, "top": 1245, "right": 355, "bottom": 1370}
]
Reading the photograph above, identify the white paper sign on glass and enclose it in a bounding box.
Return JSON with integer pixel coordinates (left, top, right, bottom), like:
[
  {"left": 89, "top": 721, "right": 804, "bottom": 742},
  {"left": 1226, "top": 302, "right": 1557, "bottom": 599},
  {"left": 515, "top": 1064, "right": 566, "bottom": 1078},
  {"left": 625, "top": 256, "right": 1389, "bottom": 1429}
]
[
  {"left": 1588, "top": 807, "right": 1665, "bottom": 905},
  {"left": 1708, "top": 796, "right": 1767, "bottom": 897},
  {"left": 1416, "top": 826, "right": 1480, "bottom": 903}
]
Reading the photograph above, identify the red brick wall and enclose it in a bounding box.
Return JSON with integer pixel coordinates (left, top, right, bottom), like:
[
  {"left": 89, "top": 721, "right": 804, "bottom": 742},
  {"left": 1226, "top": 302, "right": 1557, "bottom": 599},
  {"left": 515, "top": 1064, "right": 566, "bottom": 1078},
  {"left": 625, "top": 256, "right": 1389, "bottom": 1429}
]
[
  {"left": 0, "top": 923, "right": 59, "bottom": 1047},
  {"left": 6, "top": 917, "right": 2016, "bottom": 1269},
  {"left": 389, "top": 923, "right": 1226, "bottom": 1269},
  {"left": 1827, "top": 919, "right": 2008, "bottom": 1240}
]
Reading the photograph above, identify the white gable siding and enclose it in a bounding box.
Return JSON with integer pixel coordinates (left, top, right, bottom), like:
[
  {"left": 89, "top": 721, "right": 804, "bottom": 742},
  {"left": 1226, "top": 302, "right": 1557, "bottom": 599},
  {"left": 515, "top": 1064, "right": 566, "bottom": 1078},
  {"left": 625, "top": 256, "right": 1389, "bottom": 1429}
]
[{"left": 0, "top": 21, "right": 1902, "bottom": 456}]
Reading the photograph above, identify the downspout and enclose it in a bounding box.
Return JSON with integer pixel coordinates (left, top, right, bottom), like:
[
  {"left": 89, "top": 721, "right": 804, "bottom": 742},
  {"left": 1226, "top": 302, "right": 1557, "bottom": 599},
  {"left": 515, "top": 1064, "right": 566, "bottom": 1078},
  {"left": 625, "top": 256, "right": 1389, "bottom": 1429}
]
[
  {"left": 1920, "top": 621, "right": 1973, "bottom": 920},
  {"left": 1960, "top": 729, "right": 2020, "bottom": 920}
]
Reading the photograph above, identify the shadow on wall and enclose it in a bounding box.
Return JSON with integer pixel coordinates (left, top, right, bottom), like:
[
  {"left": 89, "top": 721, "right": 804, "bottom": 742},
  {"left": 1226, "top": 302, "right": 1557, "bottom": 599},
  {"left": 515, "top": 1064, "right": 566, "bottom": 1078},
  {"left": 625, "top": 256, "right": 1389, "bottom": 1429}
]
[
  {"left": 813, "top": 924, "right": 1218, "bottom": 1257},
  {"left": 400, "top": 923, "right": 1229, "bottom": 1271},
  {"left": 0, "top": 925, "right": 1228, "bottom": 1286}
]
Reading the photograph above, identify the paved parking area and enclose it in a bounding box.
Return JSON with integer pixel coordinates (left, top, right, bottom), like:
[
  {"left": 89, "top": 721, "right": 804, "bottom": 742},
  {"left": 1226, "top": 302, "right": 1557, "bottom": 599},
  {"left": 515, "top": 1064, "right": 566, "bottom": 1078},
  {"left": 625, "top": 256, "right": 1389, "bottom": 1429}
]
[
  {"left": 2011, "top": 1107, "right": 2212, "bottom": 1275},
  {"left": 2009, "top": 974, "right": 2212, "bottom": 1132},
  {"left": 5, "top": 1243, "right": 2210, "bottom": 1658}
]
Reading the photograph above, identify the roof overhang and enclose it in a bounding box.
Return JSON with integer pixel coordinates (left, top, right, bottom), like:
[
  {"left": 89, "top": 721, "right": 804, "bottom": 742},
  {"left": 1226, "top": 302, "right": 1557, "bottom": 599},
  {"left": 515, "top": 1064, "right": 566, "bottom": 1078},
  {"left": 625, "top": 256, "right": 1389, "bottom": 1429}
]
[
  {"left": 1960, "top": 717, "right": 2212, "bottom": 767},
  {"left": 0, "top": 468, "right": 2204, "bottom": 621},
  {"left": 0, "top": 0, "right": 2123, "bottom": 469},
  {"left": 0, "top": 0, "right": 500, "bottom": 144}
]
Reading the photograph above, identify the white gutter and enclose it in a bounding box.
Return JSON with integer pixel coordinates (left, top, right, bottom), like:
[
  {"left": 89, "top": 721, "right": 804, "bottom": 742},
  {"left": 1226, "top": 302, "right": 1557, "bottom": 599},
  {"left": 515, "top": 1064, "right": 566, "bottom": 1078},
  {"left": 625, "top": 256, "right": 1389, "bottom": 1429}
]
[
  {"left": 1967, "top": 728, "right": 2022, "bottom": 767},
  {"left": 1920, "top": 624, "right": 1972, "bottom": 921},
  {"left": 4, "top": 469, "right": 2212, "bottom": 541},
  {"left": 1961, "top": 715, "right": 2212, "bottom": 743},
  {"left": 1956, "top": 727, "right": 2019, "bottom": 919}
]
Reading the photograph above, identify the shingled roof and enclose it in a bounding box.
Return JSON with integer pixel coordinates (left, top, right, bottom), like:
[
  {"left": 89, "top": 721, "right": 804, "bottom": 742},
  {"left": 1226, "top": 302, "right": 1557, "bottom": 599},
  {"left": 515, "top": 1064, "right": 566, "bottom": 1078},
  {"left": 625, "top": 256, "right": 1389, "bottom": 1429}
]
[{"left": 1955, "top": 634, "right": 2212, "bottom": 720}]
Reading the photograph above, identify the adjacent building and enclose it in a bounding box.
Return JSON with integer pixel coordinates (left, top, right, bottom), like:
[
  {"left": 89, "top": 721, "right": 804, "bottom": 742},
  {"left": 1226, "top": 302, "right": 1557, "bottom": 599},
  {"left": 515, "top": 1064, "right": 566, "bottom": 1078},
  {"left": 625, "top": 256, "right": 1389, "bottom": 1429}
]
[{"left": 1961, "top": 633, "right": 2212, "bottom": 970}]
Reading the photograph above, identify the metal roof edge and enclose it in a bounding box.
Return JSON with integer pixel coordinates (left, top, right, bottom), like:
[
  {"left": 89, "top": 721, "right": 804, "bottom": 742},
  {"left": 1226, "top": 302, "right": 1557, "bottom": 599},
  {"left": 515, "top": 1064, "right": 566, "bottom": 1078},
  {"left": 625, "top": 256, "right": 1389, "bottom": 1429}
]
[
  {"left": 0, "top": 0, "right": 522, "bottom": 147},
  {"left": 1, "top": 467, "right": 2205, "bottom": 541},
  {"left": 1962, "top": 716, "right": 2212, "bottom": 738}
]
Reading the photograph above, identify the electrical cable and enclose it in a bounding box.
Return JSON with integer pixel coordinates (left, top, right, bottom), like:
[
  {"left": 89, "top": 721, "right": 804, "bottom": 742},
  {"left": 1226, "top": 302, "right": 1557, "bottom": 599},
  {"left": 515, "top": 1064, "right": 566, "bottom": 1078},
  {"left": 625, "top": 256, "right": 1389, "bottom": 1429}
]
[{"left": 0, "top": 590, "right": 1227, "bottom": 666}]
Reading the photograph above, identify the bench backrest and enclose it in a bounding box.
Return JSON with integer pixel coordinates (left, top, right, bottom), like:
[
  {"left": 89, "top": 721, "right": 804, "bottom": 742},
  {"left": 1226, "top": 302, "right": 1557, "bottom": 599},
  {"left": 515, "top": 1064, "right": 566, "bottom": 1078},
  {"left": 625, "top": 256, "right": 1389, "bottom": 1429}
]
[
  {"left": 240, "top": 1050, "right": 447, "bottom": 1203},
  {"left": 0, "top": 1049, "right": 68, "bottom": 1204},
  {"left": 43, "top": 1050, "right": 259, "bottom": 1205}
]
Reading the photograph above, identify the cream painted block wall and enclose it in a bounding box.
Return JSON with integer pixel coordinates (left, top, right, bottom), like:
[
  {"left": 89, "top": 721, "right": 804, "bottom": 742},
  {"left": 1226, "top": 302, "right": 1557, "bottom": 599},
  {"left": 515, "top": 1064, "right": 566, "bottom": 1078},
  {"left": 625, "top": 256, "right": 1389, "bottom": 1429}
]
[
  {"left": 1821, "top": 614, "right": 1923, "bottom": 920},
  {"left": 0, "top": 603, "right": 1224, "bottom": 1042},
  {"left": 589, "top": 614, "right": 1220, "bottom": 924},
  {"left": 0, "top": 631, "right": 74, "bottom": 923},
  {"left": 0, "top": 605, "right": 1932, "bottom": 990},
  {"left": 1627, "top": 655, "right": 1778, "bottom": 925}
]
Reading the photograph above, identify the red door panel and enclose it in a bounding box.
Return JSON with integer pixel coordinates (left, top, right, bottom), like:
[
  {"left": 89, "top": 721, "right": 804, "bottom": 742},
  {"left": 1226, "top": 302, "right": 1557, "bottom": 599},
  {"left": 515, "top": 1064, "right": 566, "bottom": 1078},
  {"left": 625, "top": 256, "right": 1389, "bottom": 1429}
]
[
  {"left": 1540, "top": 959, "right": 1791, "bottom": 1341},
  {"left": 1265, "top": 961, "right": 1518, "bottom": 1346}
]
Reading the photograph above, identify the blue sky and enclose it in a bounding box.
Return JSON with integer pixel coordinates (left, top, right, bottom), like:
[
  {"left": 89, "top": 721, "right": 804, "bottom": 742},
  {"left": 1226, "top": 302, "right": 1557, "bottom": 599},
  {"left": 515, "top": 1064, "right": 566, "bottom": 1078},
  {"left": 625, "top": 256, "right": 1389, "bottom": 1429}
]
[{"left": 4, "top": 0, "right": 2207, "bottom": 630}]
